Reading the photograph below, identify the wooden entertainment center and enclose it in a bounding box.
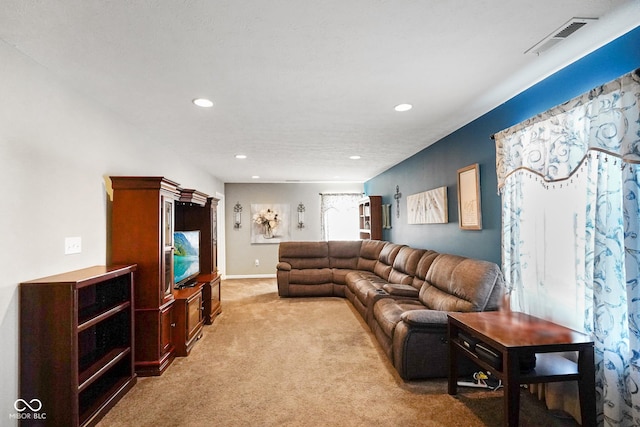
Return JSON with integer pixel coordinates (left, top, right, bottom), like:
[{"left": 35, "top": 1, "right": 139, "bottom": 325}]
[{"left": 110, "top": 176, "right": 221, "bottom": 375}]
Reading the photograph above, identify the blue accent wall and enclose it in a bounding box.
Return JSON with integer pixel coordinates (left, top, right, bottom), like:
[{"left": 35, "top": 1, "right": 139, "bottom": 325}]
[{"left": 364, "top": 25, "right": 640, "bottom": 265}]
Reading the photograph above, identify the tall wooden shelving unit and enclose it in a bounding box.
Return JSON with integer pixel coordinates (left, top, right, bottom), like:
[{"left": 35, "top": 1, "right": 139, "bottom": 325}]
[
  {"left": 20, "top": 265, "right": 137, "bottom": 427},
  {"left": 358, "top": 196, "right": 383, "bottom": 240},
  {"left": 110, "top": 176, "right": 180, "bottom": 376}
]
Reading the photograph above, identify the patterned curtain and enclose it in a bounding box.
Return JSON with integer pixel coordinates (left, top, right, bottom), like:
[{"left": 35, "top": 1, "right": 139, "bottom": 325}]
[
  {"left": 319, "top": 193, "right": 362, "bottom": 241},
  {"left": 495, "top": 69, "right": 640, "bottom": 426}
]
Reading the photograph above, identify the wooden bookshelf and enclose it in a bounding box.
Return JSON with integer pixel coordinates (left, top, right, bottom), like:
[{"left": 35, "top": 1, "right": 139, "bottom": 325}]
[
  {"left": 20, "top": 265, "right": 137, "bottom": 427},
  {"left": 358, "top": 196, "right": 382, "bottom": 240}
]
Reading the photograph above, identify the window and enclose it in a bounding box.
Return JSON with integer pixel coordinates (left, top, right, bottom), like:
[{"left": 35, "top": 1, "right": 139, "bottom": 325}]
[{"left": 319, "top": 193, "right": 361, "bottom": 241}]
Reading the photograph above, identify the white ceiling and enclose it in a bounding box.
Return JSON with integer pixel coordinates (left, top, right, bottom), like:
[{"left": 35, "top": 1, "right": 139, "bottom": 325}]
[{"left": 1, "top": 1, "right": 639, "bottom": 183}]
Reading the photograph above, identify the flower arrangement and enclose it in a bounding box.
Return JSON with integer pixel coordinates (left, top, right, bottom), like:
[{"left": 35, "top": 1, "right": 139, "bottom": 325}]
[{"left": 253, "top": 208, "right": 280, "bottom": 238}]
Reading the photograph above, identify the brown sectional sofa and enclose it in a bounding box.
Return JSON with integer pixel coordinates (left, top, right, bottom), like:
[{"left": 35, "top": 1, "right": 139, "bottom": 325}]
[{"left": 277, "top": 240, "right": 504, "bottom": 380}]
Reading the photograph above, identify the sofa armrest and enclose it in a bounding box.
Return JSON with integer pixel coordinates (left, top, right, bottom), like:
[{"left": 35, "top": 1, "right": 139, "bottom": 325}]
[
  {"left": 382, "top": 283, "right": 419, "bottom": 298},
  {"left": 364, "top": 288, "right": 390, "bottom": 310},
  {"left": 276, "top": 262, "right": 291, "bottom": 297},
  {"left": 277, "top": 261, "right": 292, "bottom": 271},
  {"left": 400, "top": 310, "right": 448, "bottom": 327}
]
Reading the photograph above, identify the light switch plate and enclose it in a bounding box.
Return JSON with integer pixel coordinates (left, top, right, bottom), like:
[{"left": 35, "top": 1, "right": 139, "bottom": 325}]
[{"left": 64, "top": 237, "right": 82, "bottom": 254}]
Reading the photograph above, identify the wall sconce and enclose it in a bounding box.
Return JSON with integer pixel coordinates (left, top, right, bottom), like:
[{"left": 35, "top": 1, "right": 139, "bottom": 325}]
[
  {"left": 297, "top": 202, "right": 305, "bottom": 229},
  {"left": 233, "top": 202, "right": 243, "bottom": 229}
]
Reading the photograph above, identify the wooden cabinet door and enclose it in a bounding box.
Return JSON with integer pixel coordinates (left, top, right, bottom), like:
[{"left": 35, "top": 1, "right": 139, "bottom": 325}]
[
  {"left": 186, "top": 292, "right": 203, "bottom": 341},
  {"left": 160, "top": 303, "right": 174, "bottom": 356},
  {"left": 210, "top": 277, "right": 221, "bottom": 316}
]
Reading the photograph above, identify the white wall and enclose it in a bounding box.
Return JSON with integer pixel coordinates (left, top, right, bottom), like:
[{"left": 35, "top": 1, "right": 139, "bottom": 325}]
[
  {"left": 224, "top": 182, "right": 363, "bottom": 277},
  {"left": 0, "top": 40, "right": 224, "bottom": 421}
]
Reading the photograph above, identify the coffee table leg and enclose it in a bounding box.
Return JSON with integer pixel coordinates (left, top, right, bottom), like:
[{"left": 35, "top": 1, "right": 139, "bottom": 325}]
[{"left": 504, "top": 351, "right": 520, "bottom": 427}]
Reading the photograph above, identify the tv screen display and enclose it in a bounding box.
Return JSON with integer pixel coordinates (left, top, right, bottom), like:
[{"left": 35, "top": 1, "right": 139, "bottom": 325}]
[{"left": 174, "top": 230, "right": 200, "bottom": 287}]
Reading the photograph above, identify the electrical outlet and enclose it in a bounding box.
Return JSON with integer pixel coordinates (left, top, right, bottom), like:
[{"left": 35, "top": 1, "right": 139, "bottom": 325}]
[
  {"left": 255, "top": 259, "right": 260, "bottom": 267},
  {"left": 64, "top": 237, "right": 82, "bottom": 255}
]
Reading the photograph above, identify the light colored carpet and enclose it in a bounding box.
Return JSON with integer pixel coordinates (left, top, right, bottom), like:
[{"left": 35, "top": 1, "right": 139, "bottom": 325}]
[{"left": 97, "top": 278, "right": 577, "bottom": 426}]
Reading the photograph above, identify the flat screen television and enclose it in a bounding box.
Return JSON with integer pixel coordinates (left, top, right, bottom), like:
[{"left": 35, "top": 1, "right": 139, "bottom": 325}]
[{"left": 174, "top": 230, "right": 200, "bottom": 288}]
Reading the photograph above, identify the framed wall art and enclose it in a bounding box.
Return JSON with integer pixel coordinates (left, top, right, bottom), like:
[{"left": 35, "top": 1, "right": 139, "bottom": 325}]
[
  {"left": 457, "top": 163, "right": 482, "bottom": 230},
  {"left": 407, "top": 186, "right": 448, "bottom": 224},
  {"left": 250, "top": 203, "right": 290, "bottom": 244}
]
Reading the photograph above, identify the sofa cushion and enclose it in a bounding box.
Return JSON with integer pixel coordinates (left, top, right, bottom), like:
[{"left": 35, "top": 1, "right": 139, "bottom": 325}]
[
  {"left": 410, "top": 251, "right": 439, "bottom": 290},
  {"left": 328, "top": 240, "right": 362, "bottom": 269},
  {"left": 332, "top": 268, "right": 355, "bottom": 286},
  {"left": 373, "top": 243, "right": 404, "bottom": 280},
  {"left": 347, "top": 272, "right": 384, "bottom": 303},
  {"left": 289, "top": 268, "right": 333, "bottom": 285},
  {"left": 279, "top": 241, "right": 329, "bottom": 269},
  {"left": 356, "top": 240, "right": 387, "bottom": 272},
  {"left": 388, "top": 247, "right": 426, "bottom": 285},
  {"left": 421, "top": 254, "right": 503, "bottom": 312},
  {"left": 382, "top": 283, "right": 419, "bottom": 298}
]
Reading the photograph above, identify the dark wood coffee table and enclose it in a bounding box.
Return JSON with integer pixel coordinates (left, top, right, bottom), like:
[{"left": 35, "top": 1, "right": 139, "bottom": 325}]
[{"left": 447, "top": 311, "right": 595, "bottom": 427}]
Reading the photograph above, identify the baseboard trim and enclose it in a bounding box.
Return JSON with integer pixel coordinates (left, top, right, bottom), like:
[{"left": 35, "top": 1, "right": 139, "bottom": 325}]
[{"left": 225, "top": 274, "right": 277, "bottom": 279}]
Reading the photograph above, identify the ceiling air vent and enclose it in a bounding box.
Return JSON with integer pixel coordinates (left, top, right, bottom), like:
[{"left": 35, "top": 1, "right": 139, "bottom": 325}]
[{"left": 525, "top": 17, "right": 597, "bottom": 55}]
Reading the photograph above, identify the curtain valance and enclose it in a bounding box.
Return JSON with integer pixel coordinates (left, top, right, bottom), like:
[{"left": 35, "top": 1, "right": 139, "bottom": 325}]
[{"left": 495, "top": 68, "right": 640, "bottom": 192}]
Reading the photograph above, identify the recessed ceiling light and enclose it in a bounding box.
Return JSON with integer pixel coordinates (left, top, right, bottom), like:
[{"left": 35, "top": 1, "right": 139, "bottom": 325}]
[
  {"left": 394, "top": 103, "right": 412, "bottom": 112},
  {"left": 192, "top": 98, "right": 214, "bottom": 108},
  {"left": 235, "top": 154, "right": 247, "bottom": 159},
  {"left": 349, "top": 155, "right": 361, "bottom": 160},
  {"left": 252, "top": 175, "right": 260, "bottom": 179}
]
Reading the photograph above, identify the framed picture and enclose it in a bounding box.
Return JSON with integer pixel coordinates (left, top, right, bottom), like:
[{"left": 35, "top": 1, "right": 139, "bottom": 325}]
[
  {"left": 250, "top": 203, "right": 290, "bottom": 244},
  {"left": 457, "top": 164, "right": 482, "bottom": 230},
  {"left": 407, "top": 186, "right": 448, "bottom": 224}
]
